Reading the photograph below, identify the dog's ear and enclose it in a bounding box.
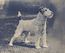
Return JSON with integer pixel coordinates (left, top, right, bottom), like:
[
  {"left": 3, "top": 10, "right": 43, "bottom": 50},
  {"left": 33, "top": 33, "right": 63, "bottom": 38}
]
[
  {"left": 39, "top": 6, "right": 46, "bottom": 14},
  {"left": 17, "top": 11, "right": 22, "bottom": 17}
]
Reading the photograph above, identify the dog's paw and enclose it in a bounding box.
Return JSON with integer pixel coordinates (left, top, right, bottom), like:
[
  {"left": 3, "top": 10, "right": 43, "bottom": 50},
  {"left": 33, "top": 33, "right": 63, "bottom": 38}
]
[
  {"left": 42, "top": 45, "right": 48, "bottom": 48},
  {"left": 8, "top": 43, "right": 13, "bottom": 47},
  {"left": 35, "top": 46, "right": 41, "bottom": 49}
]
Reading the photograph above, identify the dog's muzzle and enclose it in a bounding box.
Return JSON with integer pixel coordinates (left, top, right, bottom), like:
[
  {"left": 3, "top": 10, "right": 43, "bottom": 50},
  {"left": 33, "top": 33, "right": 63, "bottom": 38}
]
[{"left": 49, "top": 12, "right": 54, "bottom": 18}]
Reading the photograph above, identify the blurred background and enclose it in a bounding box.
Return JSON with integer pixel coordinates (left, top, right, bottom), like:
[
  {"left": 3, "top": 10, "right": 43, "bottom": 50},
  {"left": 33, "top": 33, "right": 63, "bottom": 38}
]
[{"left": 0, "top": 0, "right": 65, "bottom": 53}]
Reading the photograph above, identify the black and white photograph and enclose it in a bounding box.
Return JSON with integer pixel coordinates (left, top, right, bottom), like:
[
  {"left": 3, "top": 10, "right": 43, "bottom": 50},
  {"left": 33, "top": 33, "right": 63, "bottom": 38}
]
[{"left": 0, "top": 0, "right": 65, "bottom": 53}]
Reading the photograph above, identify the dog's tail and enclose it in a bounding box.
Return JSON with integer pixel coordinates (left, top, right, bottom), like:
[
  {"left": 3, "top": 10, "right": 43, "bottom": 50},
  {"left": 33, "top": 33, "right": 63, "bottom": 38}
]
[{"left": 17, "top": 11, "right": 22, "bottom": 17}]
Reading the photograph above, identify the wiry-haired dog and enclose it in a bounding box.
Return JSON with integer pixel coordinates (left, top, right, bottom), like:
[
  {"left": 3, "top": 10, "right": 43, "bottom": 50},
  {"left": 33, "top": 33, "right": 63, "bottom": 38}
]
[{"left": 9, "top": 7, "right": 53, "bottom": 49}]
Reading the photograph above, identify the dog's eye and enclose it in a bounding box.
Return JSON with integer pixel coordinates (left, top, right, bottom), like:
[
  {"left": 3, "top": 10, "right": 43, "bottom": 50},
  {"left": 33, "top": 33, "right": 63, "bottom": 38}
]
[{"left": 45, "top": 9, "right": 47, "bottom": 11}]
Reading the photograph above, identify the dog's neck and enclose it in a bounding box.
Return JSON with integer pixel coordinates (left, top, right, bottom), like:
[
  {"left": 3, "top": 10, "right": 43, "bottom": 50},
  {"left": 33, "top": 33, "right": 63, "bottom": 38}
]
[
  {"left": 36, "top": 12, "right": 46, "bottom": 20},
  {"left": 34, "top": 12, "right": 47, "bottom": 25}
]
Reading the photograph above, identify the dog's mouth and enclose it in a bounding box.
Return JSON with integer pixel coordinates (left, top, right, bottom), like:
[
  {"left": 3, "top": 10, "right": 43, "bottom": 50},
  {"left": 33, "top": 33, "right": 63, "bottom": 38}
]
[
  {"left": 48, "top": 13, "right": 53, "bottom": 18},
  {"left": 45, "top": 12, "right": 53, "bottom": 18},
  {"left": 44, "top": 13, "right": 53, "bottom": 18}
]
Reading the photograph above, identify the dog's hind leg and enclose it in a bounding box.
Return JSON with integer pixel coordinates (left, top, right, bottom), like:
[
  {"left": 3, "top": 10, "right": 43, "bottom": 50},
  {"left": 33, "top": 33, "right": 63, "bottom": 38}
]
[
  {"left": 23, "top": 32, "right": 31, "bottom": 43},
  {"left": 9, "top": 28, "right": 23, "bottom": 46},
  {"left": 9, "top": 20, "right": 23, "bottom": 46}
]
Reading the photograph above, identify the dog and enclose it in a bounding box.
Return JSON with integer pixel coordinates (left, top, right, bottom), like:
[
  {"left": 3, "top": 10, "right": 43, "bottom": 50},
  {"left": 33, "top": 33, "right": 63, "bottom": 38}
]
[{"left": 9, "top": 7, "right": 53, "bottom": 49}]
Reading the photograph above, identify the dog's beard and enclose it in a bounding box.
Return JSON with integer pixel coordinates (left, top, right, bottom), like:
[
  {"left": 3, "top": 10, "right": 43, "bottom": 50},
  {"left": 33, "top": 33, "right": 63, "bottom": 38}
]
[{"left": 48, "top": 13, "right": 53, "bottom": 18}]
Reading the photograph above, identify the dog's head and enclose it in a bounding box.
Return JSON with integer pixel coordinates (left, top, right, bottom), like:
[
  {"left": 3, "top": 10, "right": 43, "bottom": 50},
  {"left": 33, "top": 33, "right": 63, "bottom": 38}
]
[{"left": 40, "top": 7, "right": 54, "bottom": 18}]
